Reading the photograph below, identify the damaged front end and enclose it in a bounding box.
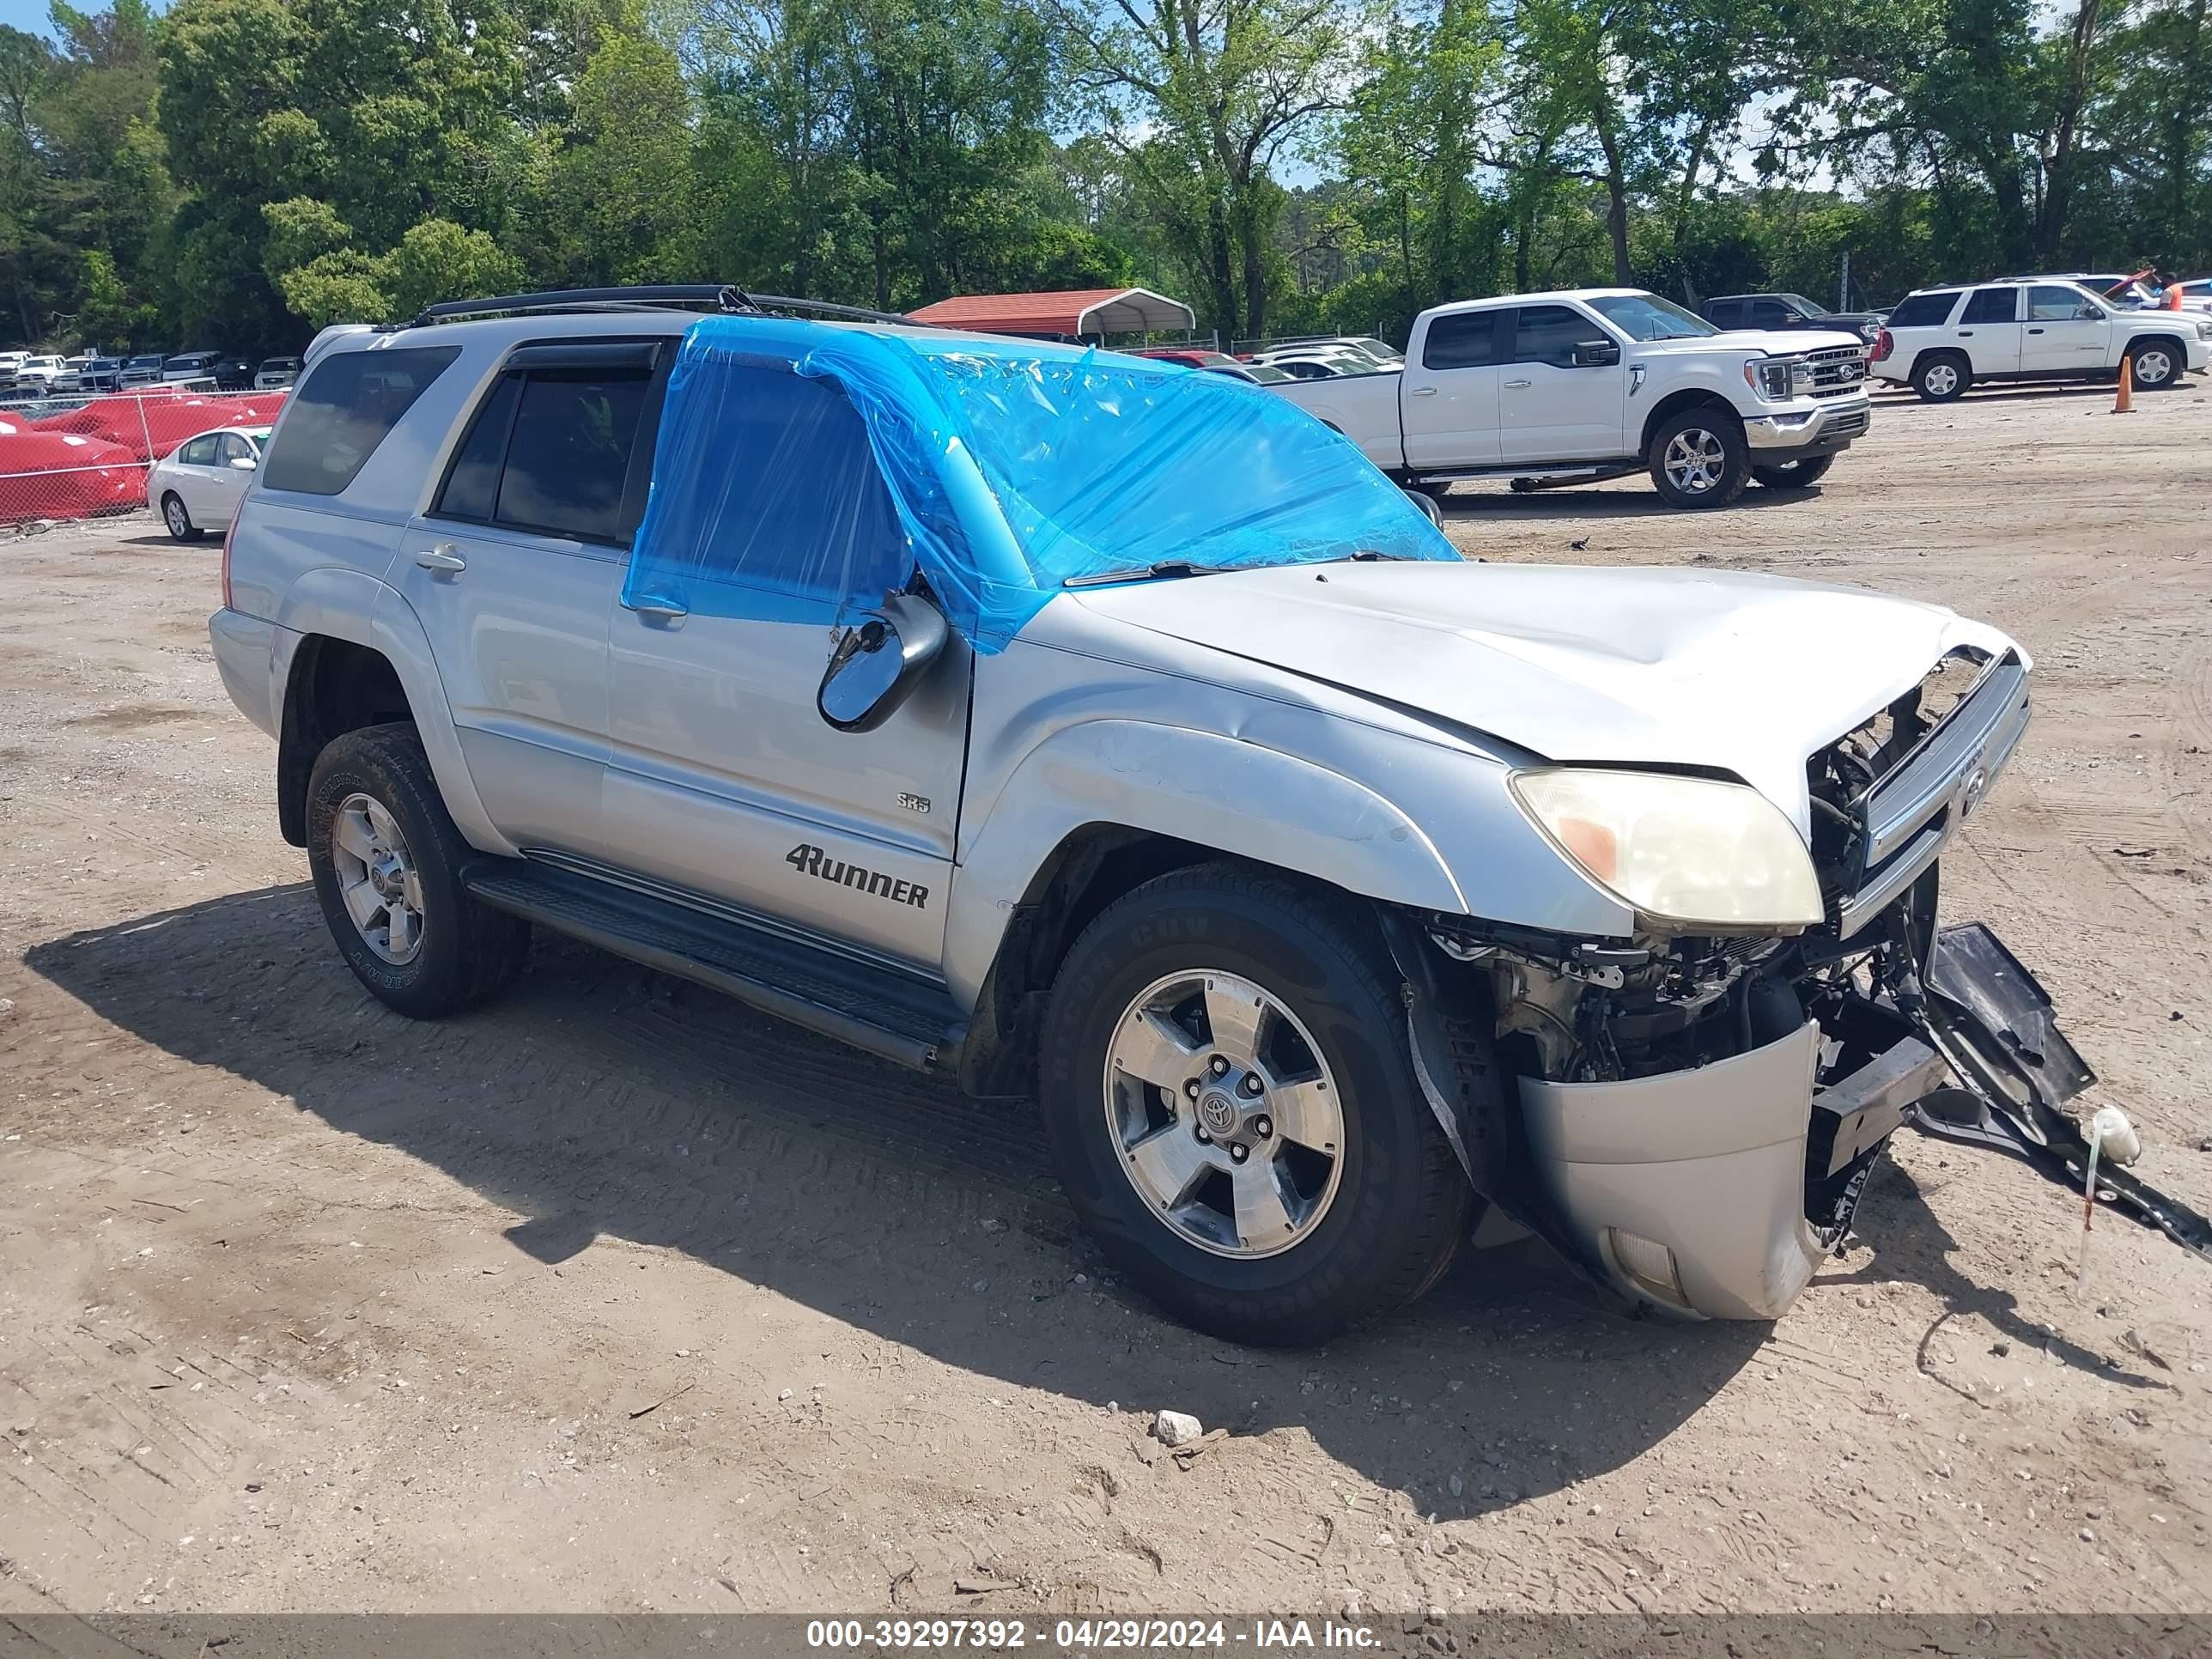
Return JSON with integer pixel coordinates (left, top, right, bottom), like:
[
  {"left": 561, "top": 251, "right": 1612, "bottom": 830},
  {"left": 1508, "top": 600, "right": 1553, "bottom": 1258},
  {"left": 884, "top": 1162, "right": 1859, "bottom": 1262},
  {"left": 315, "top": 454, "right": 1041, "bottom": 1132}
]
[{"left": 1401, "top": 646, "right": 2212, "bottom": 1320}]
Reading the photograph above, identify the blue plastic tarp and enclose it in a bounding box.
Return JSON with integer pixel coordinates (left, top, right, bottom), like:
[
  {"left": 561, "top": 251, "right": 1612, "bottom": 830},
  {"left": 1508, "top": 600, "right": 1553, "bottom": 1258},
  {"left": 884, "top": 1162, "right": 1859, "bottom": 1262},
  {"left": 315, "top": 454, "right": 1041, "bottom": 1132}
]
[{"left": 623, "top": 316, "right": 1455, "bottom": 652}]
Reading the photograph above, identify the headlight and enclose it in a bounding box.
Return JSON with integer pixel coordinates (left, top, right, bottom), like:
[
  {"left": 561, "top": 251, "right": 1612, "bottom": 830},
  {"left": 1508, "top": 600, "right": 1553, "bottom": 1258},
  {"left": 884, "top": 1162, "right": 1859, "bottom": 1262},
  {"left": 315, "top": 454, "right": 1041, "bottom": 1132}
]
[
  {"left": 2196, "top": 320, "right": 2212, "bottom": 341},
  {"left": 1510, "top": 768, "right": 1823, "bottom": 930},
  {"left": 1742, "top": 357, "right": 1814, "bottom": 401}
]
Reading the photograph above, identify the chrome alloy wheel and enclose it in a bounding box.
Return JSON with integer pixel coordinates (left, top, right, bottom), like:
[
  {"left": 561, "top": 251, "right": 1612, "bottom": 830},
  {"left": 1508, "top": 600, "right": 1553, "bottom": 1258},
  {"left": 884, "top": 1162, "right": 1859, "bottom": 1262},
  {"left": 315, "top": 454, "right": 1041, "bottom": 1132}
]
[
  {"left": 1103, "top": 970, "right": 1346, "bottom": 1259},
  {"left": 331, "top": 792, "right": 424, "bottom": 964},
  {"left": 1922, "top": 361, "right": 1960, "bottom": 398},
  {"left": 162, "top": 495, "right": 191, "bottom": 538},
  {"left": 2134, "top": 347, "right": 2174, "bottom": 386},
  {"left": 1662, "top": 427, "right": 1728, "bottom": 495}
]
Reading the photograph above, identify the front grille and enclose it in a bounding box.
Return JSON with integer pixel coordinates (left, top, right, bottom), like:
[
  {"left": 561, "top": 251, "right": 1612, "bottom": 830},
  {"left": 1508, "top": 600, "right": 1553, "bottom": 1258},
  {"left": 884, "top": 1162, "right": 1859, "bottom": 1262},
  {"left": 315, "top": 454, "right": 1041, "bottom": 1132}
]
[
  {"left": 1807, "top": 343, "right": 1868, "bottom": 398},
  {"left": 1809, "top": 651, "right": 2031, "bottom": 939}
]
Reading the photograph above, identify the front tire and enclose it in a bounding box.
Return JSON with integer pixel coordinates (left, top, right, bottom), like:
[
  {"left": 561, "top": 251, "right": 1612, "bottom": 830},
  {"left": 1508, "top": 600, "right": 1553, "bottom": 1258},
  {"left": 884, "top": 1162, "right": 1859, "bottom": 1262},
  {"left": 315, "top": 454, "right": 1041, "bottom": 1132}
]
[
  {"left": 1647, "top": 407, "right": 1750, "bottom": 508},
  {"left": 1038, "top": 865, "right": 1472, "bottom": 1346},
  {"left": 305, "top": 723, "right": 530, "bottom": 1018},
  {"left": 1752, "top": 454, "right": 1836, "bottom": 490},
  {"left": 2128, "top": 340, "right": 2181, "bottom": 391}
]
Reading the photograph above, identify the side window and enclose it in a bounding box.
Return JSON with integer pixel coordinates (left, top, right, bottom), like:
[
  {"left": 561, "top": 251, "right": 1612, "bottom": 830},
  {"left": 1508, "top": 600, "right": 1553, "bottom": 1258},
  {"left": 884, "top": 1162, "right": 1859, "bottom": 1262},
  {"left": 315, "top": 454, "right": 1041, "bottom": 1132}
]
[
  {"left": 260, "top": 345, "right": 461, "bottom": 495},
  {"left": 2028, "top": 285, "right": 2090, "bottom": 321},
  {"left": 1960, "top": 287, "right": 2019, "bottom": 325},
  {"left": 1512, "top": 305, "right": 1597, "bottom": 368},
  {"left": 632, "top": 366, "right": 908, "bottom": 615},
  {"left": 1706, "top": 300, "right": 1742, "bottom": 327},
  {"left": 433, "top": 374, "right": 523, "bottom": 525},
  {"left": 216, "top": 433, "right": 253, "bottom": 465},
  {"left": 1422, "top": 312, "right": 1500, "bottom": 370},
  {"left": 1887, "top": 292, "right": 1961, "bottom": 329},
  {"left": 1750, "top": 300, "right": 1792, "bottom": 328},
  {"left": 495, "top": 372, "right": 653, "bottom": 544},
  {"left": 179, "top": 434, "right": 218, "bottom": 465}
]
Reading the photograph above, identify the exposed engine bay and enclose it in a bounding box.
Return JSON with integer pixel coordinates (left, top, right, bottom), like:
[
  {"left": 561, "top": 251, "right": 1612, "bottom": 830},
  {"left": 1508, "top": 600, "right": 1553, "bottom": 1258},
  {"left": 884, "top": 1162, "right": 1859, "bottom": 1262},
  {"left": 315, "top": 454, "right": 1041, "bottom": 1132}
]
[{"left": 1397, "top": 646, "right": 2212, "bottom": 1317}]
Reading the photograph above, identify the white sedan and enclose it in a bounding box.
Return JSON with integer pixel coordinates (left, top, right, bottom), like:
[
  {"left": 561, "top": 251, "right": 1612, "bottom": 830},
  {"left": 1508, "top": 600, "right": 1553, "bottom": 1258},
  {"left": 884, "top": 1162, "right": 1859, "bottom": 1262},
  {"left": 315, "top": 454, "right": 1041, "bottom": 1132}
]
[{"left": 148, "top": 424, "right": 270, "bottom": 540}]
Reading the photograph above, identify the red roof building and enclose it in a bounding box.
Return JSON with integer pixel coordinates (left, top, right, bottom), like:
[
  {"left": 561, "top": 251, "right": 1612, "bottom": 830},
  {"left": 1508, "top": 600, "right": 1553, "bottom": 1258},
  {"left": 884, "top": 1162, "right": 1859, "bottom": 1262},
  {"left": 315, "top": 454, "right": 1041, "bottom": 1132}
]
[{"left": 906, "top": 287, "right": 1197, "bottom": 339}]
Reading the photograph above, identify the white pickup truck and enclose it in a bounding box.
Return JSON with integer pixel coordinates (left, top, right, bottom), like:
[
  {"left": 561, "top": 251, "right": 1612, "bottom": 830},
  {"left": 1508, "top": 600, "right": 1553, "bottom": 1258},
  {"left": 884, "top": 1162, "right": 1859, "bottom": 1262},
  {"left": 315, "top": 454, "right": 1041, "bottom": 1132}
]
[{"left": 1273, "top": 287, "right": 1872, "bottom": 509}]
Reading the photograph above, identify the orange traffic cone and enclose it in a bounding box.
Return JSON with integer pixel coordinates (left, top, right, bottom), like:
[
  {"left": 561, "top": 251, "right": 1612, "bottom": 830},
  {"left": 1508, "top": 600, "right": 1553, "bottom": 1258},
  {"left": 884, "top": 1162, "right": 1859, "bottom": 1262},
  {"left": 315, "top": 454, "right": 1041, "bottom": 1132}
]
[{"left": 2113, "top": 354, "right": 2135, "bottom": 413}]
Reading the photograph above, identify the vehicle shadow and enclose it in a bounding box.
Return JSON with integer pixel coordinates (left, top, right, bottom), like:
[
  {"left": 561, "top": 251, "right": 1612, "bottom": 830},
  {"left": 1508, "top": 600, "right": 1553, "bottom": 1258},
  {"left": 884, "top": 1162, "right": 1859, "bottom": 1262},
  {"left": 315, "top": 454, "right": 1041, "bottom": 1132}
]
[
  {"left": 29, "top": 884, "right": 1779, "bottom": 1514},
  {"left": 1438, "top": 483, "right": 1814, "bottom": 520},
  {"left": 1875, "top": 382, "right": 2199, "bottom": 408}
]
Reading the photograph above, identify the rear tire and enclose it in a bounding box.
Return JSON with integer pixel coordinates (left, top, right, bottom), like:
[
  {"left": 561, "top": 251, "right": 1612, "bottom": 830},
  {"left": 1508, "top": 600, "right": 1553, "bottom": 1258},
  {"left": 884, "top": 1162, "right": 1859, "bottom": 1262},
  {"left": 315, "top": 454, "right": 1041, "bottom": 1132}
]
[
  {"left": 1646, "top": 406, "right": 1750, "bottom": 508},
  {"left": 161, "top": 492, "right": 201, "bottom": 542},
  {"left": 1752, "top": 454, "right": 1836, "bottom": 490},
  {"left": 1037, "top": 865, "right": 1472, "bottom": 1346},
  {"left": 305, "top": 723, "right": 530, "bottom": 1018},
  {"left": 1911, "top": 352, "right": 1968, "bottom": 402}
]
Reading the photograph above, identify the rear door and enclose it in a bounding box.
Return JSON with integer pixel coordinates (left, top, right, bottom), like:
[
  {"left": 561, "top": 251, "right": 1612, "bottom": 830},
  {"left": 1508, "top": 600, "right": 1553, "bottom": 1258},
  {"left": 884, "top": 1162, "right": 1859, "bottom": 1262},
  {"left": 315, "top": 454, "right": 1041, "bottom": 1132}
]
[
  {"left": 392, "top": 339, "right": 669, "bottom": 861},
  {"left": 2021, "top": 284, "right": 2109, "bottom": 372},
  {"left": 169, "top": 433, "right": 224, "bottom": 520},
  {"left": 1952, "top": 286, "right": 2024, "bottom": 374},
  {"left": 1400, "top": 310, "right": 1503, "bottom": 468},
  {"left": 603, "top": 362, "right": 969, "bottom": 972},
  {"left": 204, "top": 431, "right": 258, "bottom": 526},
  {"left": 1497, "top": 303, "right": 1631, "bottom": 463}
]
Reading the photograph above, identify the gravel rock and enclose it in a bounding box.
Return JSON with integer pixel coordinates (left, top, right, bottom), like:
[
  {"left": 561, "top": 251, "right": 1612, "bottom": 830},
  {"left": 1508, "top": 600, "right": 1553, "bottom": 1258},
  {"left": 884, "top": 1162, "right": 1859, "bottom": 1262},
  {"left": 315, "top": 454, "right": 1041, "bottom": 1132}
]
[{"left": 1152, "top": 1409, "right": 1203, "bottom": 1447}]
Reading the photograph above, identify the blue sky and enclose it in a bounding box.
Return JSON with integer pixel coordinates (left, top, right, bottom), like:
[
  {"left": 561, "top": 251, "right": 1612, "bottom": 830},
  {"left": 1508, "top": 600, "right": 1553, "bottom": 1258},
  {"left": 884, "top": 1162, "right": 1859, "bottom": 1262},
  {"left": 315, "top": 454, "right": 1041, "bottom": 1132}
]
[{"left": 3, "top": 0, "right": 168, "bottom": 38}]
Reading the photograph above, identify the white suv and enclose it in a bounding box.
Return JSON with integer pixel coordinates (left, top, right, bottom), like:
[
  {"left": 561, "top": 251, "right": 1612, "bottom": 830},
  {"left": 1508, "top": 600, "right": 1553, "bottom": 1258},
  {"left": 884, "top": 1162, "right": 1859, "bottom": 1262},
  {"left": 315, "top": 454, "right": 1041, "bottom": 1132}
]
[{"left": 1870, "top": 278, "right": 2211, "bottom": 400}]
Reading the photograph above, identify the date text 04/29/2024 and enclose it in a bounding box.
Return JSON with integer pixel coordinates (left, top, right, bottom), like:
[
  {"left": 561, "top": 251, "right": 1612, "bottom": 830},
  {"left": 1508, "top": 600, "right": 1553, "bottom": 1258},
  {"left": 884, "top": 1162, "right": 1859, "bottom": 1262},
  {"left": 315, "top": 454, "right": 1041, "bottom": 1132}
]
[{"left": 803, "top": 1620, "right": 1382, "bottom": 1650}]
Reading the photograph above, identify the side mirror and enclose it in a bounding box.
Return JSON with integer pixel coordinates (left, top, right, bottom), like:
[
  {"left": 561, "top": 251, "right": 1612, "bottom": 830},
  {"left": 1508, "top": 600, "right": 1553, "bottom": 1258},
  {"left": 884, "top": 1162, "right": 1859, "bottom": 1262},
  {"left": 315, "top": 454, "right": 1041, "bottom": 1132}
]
[
  {"left": 2077, "top": 306, "right": 2101, "bottom": 320},
  {"left": 1572, "top": 338, "right": 1621, "bottom": 368},
  {"left": 817, "top": 592, "right": 948, "bottom": 733},
  {"left": 229, "top": 455, "right": 257, "bottom": 471}
]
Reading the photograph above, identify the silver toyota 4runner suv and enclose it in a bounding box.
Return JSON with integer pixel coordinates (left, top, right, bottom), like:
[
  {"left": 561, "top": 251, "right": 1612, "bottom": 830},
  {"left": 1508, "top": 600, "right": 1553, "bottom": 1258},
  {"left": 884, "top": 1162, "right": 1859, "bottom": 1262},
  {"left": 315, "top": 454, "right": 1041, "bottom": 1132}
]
[{"left": 210, "top": 286, "right": 2210, "bottom": 1344}]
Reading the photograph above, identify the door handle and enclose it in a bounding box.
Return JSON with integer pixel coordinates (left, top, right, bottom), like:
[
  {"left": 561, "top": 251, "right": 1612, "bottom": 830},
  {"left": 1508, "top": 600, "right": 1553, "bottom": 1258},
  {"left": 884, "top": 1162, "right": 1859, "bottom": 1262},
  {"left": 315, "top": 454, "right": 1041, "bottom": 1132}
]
[
  {"left": 414, "top": 544, "right": 465, "bottom": 574},
  {"left": 1407, "top": 386, "right": 1438, "bottom": 398},
  {"left": 629, "top": 596, "right": 688, "bottom": 626},
  {"left": 1504, "top": 379, "right": 1533, "bottom": 389},
  {"left": 2027, "top": 327, "right": 2045, "bottom": 334},
  {"left": 1956, "top": 331, "right": 1973, "bottom": 337}
]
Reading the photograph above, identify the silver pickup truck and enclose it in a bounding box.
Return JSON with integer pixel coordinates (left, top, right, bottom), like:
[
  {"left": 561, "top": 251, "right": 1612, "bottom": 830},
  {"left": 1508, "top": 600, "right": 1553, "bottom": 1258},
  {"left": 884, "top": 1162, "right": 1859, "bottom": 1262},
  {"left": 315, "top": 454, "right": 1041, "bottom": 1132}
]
[{"left": 207, "top": 285, "right": 2209, "bottom": 1345}]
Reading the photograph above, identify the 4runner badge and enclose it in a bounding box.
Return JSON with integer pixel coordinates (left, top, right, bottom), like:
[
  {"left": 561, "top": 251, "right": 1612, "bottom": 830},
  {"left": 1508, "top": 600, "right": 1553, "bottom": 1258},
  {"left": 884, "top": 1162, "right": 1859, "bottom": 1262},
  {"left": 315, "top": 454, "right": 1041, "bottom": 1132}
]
[{"left": 786, "top": 843, "right": 929, "bottom": 909}]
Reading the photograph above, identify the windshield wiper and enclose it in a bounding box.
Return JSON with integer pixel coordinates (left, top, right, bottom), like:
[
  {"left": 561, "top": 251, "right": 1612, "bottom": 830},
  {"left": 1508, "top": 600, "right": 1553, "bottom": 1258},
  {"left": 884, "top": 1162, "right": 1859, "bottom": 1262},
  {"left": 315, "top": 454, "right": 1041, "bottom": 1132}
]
[{"left": 1062, "top": 559, "right": 1226, "bottom": 588}]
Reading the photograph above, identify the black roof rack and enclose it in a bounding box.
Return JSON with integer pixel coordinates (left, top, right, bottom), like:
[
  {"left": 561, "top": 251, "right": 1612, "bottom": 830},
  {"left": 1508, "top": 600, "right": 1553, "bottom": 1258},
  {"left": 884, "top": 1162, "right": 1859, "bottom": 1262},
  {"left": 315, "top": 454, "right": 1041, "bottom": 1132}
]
[{"left": 402, "top": 284, "right": 921, "bottom": 331}]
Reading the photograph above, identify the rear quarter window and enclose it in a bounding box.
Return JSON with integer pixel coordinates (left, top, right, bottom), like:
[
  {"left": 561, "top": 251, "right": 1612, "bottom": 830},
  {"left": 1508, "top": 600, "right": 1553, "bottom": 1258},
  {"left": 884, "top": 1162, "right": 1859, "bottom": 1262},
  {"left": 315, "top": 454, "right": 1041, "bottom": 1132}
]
[
  {"left": 258, "top": 346, "right": 462, "bottom": 496},
  {"left": 1887, "top": 292, "right": 1961, "bottom": 329}
]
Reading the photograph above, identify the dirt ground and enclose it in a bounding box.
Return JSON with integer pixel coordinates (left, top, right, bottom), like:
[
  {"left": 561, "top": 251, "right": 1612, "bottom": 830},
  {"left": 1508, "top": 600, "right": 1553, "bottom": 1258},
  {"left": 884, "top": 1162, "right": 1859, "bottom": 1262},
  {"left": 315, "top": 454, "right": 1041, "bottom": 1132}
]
[{"left": 3, "top": 380, "right": 2210, "bottom": 1620}]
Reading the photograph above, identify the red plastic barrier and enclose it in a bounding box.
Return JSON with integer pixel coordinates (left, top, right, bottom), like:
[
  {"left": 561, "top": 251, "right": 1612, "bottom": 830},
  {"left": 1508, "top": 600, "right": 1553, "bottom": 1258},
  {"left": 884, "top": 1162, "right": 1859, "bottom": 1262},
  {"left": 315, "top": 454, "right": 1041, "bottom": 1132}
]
[
  {"left": 0, "top": 426, "right": 146, "bottom": 520},
  {"left": 25, "top": 391, "right": 287, "bottom": 460}
]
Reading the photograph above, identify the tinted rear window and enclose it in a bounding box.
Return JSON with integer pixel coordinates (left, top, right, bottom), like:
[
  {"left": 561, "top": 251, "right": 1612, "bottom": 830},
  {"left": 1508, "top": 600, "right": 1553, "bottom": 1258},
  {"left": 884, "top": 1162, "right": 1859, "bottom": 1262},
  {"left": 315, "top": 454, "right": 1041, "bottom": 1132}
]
[
  {"left": 1887, "top": 292, "right": 1960, "bottom": 328},
  {"left": 1423, "top": 312, "right": 1500, "bottom": 369},
  {"left": 493, "top": 371, "right": 652, "bottom": 544},
  {"left": 1960, "top": 287, "right": 2019, "bottom": 324},
  {"left": 259, "top": 347, "right": 461, "bottom": 496}
]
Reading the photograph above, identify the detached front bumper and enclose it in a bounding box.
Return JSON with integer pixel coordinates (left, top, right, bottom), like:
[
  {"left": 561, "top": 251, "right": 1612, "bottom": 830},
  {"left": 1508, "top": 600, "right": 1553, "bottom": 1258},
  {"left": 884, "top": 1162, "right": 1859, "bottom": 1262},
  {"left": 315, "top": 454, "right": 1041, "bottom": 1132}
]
[
  {"left": 1519, "top": 1021, "right": 1944, "bottom": 1319},
  {"left": 1743, "top": 395, "right": 1871, "bottom": 455}
]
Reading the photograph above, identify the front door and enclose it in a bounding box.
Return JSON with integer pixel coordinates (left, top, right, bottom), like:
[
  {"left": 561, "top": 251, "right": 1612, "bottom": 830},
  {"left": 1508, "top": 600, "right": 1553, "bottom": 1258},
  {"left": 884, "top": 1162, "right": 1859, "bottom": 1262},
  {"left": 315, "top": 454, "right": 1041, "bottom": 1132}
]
[
  {"left": 1497, "top": 304, "right": 1631, "bottom": 463},
  {"left": 1400, "top": 310, "right": 1503, "bottom": 469},
  {"left": 392, "top": 343, "right": 666, "bottom": 860},
  {"left": 604, "top": 362, "right": 969, "bottom": 974},
  {"left": 2021, "top": 285, "right": 2110, "bottom": 373}
]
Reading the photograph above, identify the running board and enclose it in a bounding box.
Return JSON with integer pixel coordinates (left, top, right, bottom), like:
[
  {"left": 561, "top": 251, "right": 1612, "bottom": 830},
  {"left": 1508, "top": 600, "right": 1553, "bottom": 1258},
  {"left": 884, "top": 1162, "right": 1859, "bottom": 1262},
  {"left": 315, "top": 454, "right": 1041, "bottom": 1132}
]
[
  {"left": 462, "top": 861, "right": 966, "bottom": 1071},
  {"left": 1408, "top": 462, "right": 1640, "bottom": 488}
]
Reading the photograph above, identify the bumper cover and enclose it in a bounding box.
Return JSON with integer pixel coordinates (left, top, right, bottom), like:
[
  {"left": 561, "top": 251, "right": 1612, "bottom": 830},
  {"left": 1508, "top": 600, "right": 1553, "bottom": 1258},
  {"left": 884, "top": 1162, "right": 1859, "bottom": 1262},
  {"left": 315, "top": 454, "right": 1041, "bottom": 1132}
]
[
  {"left": 1744, "top": 397, "right": 1871, "bottom": 453},
  {"left": 1520, "top": 1020, "right": 1945, "bottom": 1320}
]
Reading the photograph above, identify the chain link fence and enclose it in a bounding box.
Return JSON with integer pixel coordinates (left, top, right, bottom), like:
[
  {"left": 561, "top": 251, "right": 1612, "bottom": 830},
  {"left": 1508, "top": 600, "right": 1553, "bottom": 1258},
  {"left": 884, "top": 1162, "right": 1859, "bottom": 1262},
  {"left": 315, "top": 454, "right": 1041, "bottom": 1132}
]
[{"left": 0, "top": 380, "right": 289, "bottom": 529}]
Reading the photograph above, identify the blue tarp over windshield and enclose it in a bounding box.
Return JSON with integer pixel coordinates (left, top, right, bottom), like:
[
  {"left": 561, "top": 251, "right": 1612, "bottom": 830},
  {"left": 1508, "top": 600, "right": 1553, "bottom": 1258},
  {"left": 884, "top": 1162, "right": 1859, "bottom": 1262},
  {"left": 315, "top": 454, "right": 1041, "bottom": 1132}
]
[{"left": 623, "top": 315, "right": 1455, "bottom": 653}]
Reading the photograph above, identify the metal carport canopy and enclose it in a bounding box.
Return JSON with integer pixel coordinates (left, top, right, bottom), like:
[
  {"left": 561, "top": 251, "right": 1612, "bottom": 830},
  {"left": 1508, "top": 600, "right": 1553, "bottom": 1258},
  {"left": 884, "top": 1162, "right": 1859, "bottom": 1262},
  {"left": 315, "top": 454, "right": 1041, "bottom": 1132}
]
[{"left": 905, "top": 287, "right": 1197, "bottom": 337}]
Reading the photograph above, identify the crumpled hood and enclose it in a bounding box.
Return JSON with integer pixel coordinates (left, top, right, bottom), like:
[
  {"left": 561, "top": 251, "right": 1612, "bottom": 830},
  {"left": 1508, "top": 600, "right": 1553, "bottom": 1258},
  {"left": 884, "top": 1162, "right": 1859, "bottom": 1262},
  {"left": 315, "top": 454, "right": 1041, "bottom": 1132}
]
[{"left": 1071, "top": 561, "right": 2021, "bottom": 836}]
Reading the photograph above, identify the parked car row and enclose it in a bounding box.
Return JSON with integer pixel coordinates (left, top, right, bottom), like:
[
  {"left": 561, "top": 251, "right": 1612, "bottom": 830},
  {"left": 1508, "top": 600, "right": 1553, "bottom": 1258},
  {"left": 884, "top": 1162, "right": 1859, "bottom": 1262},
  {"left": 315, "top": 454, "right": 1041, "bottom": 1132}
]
[{"left": 0, "top": 349, "right": 304, "bottom": 398}]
